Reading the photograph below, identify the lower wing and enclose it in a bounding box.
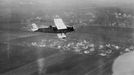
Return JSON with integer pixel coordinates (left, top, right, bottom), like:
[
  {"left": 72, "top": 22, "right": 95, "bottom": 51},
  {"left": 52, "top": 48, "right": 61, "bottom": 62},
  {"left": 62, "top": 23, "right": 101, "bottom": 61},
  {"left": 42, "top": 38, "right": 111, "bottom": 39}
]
[{"left": 57, "top": 33, "right": 66, "bottom": 39}]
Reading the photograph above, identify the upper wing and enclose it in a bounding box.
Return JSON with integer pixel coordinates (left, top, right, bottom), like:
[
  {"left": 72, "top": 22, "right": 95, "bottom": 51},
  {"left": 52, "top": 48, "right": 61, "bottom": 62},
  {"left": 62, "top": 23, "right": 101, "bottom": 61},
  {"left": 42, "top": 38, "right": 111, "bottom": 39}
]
[{"left": 54, "top": 18, "right": 67, "bottom": 30}]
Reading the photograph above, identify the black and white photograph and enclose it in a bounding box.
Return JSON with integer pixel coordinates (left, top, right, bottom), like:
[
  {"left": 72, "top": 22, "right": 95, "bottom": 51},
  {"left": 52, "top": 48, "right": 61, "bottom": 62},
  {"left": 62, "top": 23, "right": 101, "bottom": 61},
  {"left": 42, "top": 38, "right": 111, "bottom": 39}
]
[{"left": 0, "top": 0, "right": 134, "bottom": 75}]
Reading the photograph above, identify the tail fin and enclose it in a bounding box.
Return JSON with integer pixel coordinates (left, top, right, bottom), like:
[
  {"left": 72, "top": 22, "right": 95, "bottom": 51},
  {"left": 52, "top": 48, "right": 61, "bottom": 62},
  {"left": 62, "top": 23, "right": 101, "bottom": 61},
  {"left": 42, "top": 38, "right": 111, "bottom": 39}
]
[{"left": 31, "top": 23, "right": 38, "bottom": 31}]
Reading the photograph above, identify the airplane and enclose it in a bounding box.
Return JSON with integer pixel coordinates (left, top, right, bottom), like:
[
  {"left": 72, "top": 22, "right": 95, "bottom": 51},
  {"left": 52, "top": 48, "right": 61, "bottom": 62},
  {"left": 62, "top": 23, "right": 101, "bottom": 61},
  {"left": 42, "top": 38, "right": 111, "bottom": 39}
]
[{"left": 31, "top": 15, "right": 75, "bottom": 39}]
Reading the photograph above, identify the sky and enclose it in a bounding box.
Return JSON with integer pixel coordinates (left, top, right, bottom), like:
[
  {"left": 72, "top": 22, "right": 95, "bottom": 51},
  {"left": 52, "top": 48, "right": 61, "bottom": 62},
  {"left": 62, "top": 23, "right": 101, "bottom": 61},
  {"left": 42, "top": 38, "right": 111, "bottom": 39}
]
[
  {"left": 0, "top": 0, "right": 134, "bottom": 17},
  {"left": 1, "top": 0, "right": 134, "bottom": 7}
]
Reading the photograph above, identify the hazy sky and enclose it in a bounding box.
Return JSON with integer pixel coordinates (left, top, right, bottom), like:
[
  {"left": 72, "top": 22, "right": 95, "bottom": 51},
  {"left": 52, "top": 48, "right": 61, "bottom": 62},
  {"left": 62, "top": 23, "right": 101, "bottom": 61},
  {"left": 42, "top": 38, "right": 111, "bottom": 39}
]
[
  {"left": 1, "top": 0, "right": 134, "bottom": 6},
  {"left": 0, "top": 0, "right": 133, "bottom": 15}
]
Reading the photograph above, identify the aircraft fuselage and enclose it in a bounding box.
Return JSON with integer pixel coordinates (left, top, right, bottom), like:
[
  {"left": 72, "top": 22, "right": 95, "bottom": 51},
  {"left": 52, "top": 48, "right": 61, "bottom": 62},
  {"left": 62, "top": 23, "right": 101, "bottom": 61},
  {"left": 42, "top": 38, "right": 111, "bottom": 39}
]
[{"left": 35, "top": 26, "right": 74, "bottom": 33}]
